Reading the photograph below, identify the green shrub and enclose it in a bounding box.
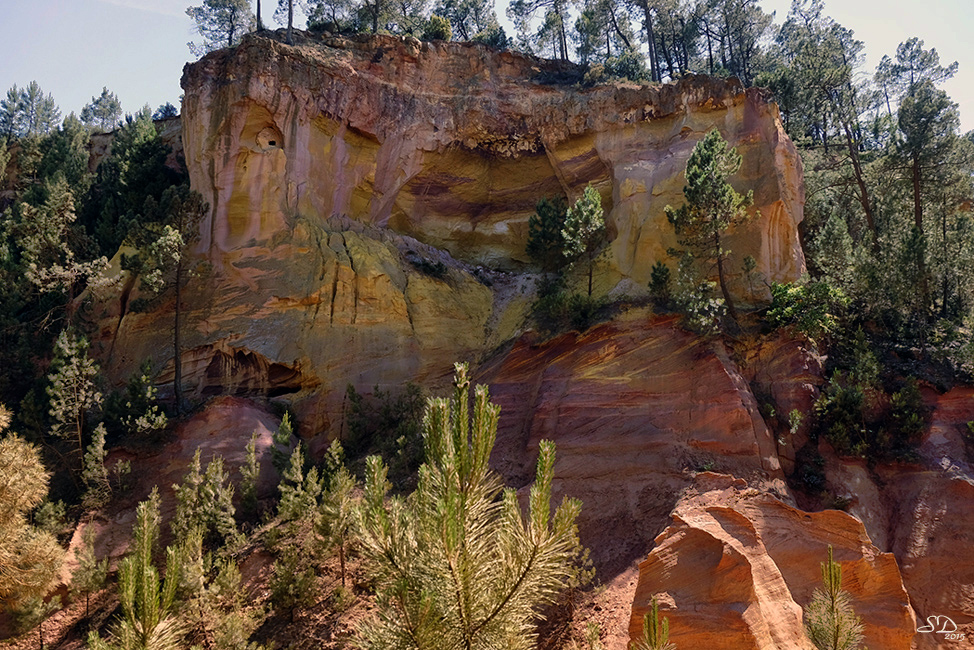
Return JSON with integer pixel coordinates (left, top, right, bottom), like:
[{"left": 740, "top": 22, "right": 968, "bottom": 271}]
[
  {"left": 471, "top": 24, "right": 510, "bottom": 48},
  {"left": 814, "top": 372, "right": 867, "bottom": 456},
  {"left": 649, "top": 261, "right": 672, "bottom": 308},
  {"left": 671, "top": 253, "right": 724, "bottom": 335},
  {"left": 533, "top": 291, "right": 606, "bottom": 333},
  {"left": 103, "top": 360, "right": 168, "bottom": 440},
  {"left": 422, "top": 15, "right": 452, "bottom": 41},
  {"left": 813, "top": 349, "right": 927, "bottom": 463},
  {"left": 886, "top": 377, "right": 925, "bottom": 460},
  {"left": 269, "top": 547, "right": 315, "bottom": 623},
  {"left": 768, "top": 281, "right": 849, "bottom": 339},
  {"left": 793, "top": 443, "right": 826, "bottom": 493},
  {"left": 343, "top": 383, "right": 424, "bottom": 487},
  {"left": 582, "top": 63, "right": 606, "bottom": 86},
  {"left": 604, "top": 50, "right": 649, "bottom": 82}
]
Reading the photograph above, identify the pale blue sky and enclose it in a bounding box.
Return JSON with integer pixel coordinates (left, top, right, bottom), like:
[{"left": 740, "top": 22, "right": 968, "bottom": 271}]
[{"left": 1, "top": 0, "right": 971, "bottom": 131}]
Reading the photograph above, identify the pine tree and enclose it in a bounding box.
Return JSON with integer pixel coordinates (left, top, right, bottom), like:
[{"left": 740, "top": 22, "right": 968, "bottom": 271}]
[
  {"left": 648, "top": 261, "right": 672, "bottom": 308},
  {"left": 0, "top": 138, "right": 10, "bottom": 186},
  {"left": 318, "top": 447, "right": 357, "bottom": 586},
  {"left": 129, "top": 185, "right": 207, "bottom": 414},
  {"left": 36, "top": 113, "right": 93, "bottom": 201},
  {"left": 70, "top": 525, "right": 108, "bottom": 619},
  {"left": 431, "top": 0, "right": 497, "bottom": 41},
  {"left": 268, "top": 547, "right": 315, "bottom": 623},
  {"left": 17, "top": 82, "right": 61, "bottom": 138},
  {"left": 46, "top": 330, "right": 103, "bottom": 468},
  {"left": 356, "top": 363, "right": 582, "bottom": 650},
  {"left": 152, "top": 103, "right": 178, "bottom": 120},
  {"left": 276, "top": 0, "right": 294, "bottom": 44},
  {"left": 177, "top": 534, "right": 264, "bottom": 650},
  {"left": 16, "top": 177, "right": 109, "bottom": 299},
  {"left": 277, "top": 445, "right": 323, "bottom": 525},
  {"left": 172, "top": 448, "right": 238, "bottom": 549},
  {"left": 562, "top": 184, "right": 607, "bottom": 298},
  {"left": 12, "top": 593, "right": 61, "bottom": 649},
  {"left": 895, "top": 79, "right": 959, "bottom": 313},
  {"left": 1, "top": 85, "right": 24, "bottom": 139},
  {"left": 80, "top": 88, "right": 123, "bottom": 133},
  {"left": 187, "top": 0, "right": 256, "bottom": 56},
  {"left": 270, "top": 412, "right": 294, "bottom": 475},
  {"left": 82, "top": 423, "right": 112, "bottom": 510},
  {"left": 526, "top": 196, "right": 568, "bottom": 291},
  {"left": 118, "top": 362, "right": 168, "bottom": 439},
  {"left": 665, "top": 129, "right": 753, "bottom": 323},
  {"left": 0, "top": 416, "right": 64, "bottom": 608},
  {"left": 507, "top": 0, "right": 571, "bottom": 59},
  {"left": 812, "top": 212, "right": 854, "bottom": 288},
  {"left": 88, "top": 489, "right": 185, "bottom": 650},
  {"left": 804, "top": 546, "right": 864, "bottom": 650},
  {"left": 305, "top": 0, "right": 358, "bottom": 32},
  {"left": 240, "top": 431, "right": 260, "bottom": 520},
  {"left": 630, "top": 596, "right": 675, "bottom": 650}
]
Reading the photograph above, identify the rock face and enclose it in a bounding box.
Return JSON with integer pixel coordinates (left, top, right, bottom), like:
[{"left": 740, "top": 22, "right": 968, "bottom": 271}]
[
  {"left": 180, "top": 31, "right": 805, "bottom": 295},
  {"left": 477, "top": 310, "right": 788, "bottom": 573},
  {"left": 91, "top": 30, "right": 974, "bottom": 650},
  {"left": 98, "top": 214, "right": 500, "bottom": 437},
  {"left": 629, "top": 473, "right": 916, "bottom": 650},
  {"left": 877, "top": 387, "right": 974, "bottom": 649},
  {"left": 100, "top": 30, "right": 808, "bottom": 439}
]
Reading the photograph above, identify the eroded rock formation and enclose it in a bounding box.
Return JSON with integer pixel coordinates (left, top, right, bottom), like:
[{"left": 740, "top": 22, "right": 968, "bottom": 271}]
[
  {"left": 477, "top": 310, "right": 788, "bottom": 573},
  {"left": 629, "top": 474, "right": 916, "bottom": 650},
  {"left": 180, "top": 31, "right": 805, "bottom": 294},
  {"left": 99, "top": 30, "right": 808, "bottom": 438},
  {"left": 84, "top": 30, "right": 974, "bottom": 650}
]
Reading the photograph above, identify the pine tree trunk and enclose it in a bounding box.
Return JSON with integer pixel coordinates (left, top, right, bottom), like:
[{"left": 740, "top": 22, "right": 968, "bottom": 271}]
[
  {"left": 941, "top": 199, "right": 949, "bottom": 317},
  {"left": 257, "top": 0, "right": 263, "bottom": 30},
  {"left": 641, "top": 0, "right": 660, "bottom": 82},
  {"left": 198, "top": 598, "right": 212, "bottom": 649},
  {"left": 587, "top": 255, "right": 593, "bottom": 298},
  {"left": 75, "top": 405, "right": 84, "bottom": 470},
  {"left": 555, "top": 2, "right": 568, "bottom": 61},
  {"left": 842, "top": 121, "right": 877, "bottom": 251},
  {"left": 723, "top": 10, "right": 734, "bottom": 77},
  {"left": 607, "top": 6, "right": 632, "bottom": 51},
  {"left": 912, "top": 152, "right": 923, "bottom": 232},
  {"left": 339, "top": 543, "right": 346, "bottom": 586},
  {"left": 715, "top": 232, "right": 738, "bottom": 323},
  {"left": 287, "top": 0, "right": 293, "bottom": 44},
  {"left": 912, "top": 151, "right": 929, "bottom": 313}
]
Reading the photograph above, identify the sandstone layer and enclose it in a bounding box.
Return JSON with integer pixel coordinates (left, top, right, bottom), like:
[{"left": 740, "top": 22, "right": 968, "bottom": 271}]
[
  {"left": 874, "top": 387, "right": 974, "bottom": 649},
  {"left": 85, "top": 30, "right": 974, "bottom": 650},
  {"left": 477, "top": 309, "right": 789, "bottom": 573},
  {"left": 629, "top": 473, "right": 915, "bottom": 650},
  {"left": 98, "top": 30, "right": 808, "bottom": 440},
  {"left": 180, "top": 30, "right": 805, "bottom": 296}
]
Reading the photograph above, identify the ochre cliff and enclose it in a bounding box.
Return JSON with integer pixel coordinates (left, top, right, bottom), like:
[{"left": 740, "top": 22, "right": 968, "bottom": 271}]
[
  {"left": 84, "top": 30, "right": 974, "bottom": 650},
  {"left": 629, "top": 473, "right": 916, "bottom": 649},
  {"left": 99, "top": 30, "right": 808, "bottom": 440},
  {"left": 477, "top": 310, "right": 787, "bottom": 574},
  {"left": 179, "top": 31, "right": 805, "bottom": 294}
]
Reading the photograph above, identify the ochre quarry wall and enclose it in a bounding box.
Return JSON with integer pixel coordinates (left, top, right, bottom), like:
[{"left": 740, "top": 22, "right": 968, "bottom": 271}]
[
  {"left": 179, "top": 31, "right": 805, "bottom": 296},
  {"left": 81, "top": 32, "right": 974, "bottom": 650},
  {"left": 98, "top": 31, "right": 808, "bottom": 439},
  {"left": 629, "top": 474, "right": 916, "bottom": 650}
]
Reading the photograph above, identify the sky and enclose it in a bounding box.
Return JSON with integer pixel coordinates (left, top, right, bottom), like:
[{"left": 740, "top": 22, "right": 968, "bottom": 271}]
[{"left": 1, "top": 0, "right": 972, "bottom": 132}]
